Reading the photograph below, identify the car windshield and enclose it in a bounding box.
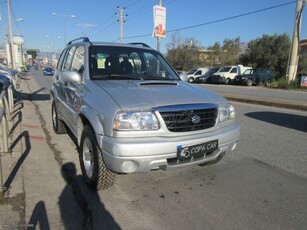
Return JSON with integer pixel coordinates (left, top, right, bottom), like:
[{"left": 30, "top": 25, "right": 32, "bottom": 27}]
[
  {"left": 187, "top": 68, "right": 198, "bottom": 75},
  {"left": 217, "top": 67, "right": 232, "bottom": 73},
  {"left": 242, "top": 69, "right": 254, "bottom": 75},
  {"left": 89, "top": 46, "right": 180, "bottom": 81}
]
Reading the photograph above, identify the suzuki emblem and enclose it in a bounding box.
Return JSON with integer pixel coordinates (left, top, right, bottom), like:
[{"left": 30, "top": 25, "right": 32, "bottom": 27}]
[{"left": 191, "top": 115, "right": 200, "bottom": 124}]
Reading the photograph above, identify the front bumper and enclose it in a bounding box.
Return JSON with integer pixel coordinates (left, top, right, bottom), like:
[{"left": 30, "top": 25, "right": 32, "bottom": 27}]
[
  {"left": 211, "top": 76, "right": 227, "bottom": 84},
  {"left": 98, "top": 123, "right": 240, "bottom": 173}
]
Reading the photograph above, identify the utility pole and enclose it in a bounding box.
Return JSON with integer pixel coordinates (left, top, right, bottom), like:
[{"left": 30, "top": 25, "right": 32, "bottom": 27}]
[
  {"left": 116, "top": 6, "right": 127, "bottom": 43},
  {"left": 287, "top": 0, "right": 306, "bottom": 83},
  {"left": 7, "top": 0, "right": 15, "bottom": 69},
  {"left": 157, "top": 0, "right": 162, "bottom": 52}
]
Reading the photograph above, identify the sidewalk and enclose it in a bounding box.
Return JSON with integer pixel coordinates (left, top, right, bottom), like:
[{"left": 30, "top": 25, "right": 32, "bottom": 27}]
[
  {"left": 0, "top": 73, "right": 66, "bottom": 229},
  {"left": 0, "top": 74, "right": 32, "bottom": 228}
]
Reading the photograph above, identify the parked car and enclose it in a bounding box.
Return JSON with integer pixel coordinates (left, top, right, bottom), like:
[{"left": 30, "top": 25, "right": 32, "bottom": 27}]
[
  {"left": 211, "top": 65, "right": 252, "bottom": 84},
  {"left": 186, "top": 67, "right": 210, "bottom": 83},
  {"left": 51, "top": 37, "right": 240, "bottom": 190},
  {"left": 195, "top": 67, "right": 220, "bottom": 83},
  {"left": 0, "top": 63, "right": 18, "bottom": 77},
  {"left": 44, "top": 67, "right": 54, "bottom": 76},
  {"left": 0, "top": 73, "right": 11, "bottom": 89},
  {"left": 0, "top": 69, "right": 16, "bottom": 89},
  {"left": 233, "top": 68, "right": 273, "bottom": 86}
]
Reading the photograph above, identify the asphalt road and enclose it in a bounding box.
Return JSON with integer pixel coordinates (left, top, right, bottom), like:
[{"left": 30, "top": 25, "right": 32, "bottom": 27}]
[{"left": 15, "top": 71, "right": 307, "bottom": 229}]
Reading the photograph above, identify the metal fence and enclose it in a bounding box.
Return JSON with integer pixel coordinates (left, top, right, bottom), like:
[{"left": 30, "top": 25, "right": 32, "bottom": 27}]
[{"left": 0, "top": 85, "right": 14, "bottom": 196}]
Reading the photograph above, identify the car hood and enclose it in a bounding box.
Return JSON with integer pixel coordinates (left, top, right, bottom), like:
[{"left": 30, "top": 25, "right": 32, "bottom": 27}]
[{"left": 93, "top": 80, "right": 227, "bottom": 110}]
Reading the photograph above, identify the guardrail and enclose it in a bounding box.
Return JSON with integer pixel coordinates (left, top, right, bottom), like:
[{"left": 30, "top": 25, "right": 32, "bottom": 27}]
[{"left": 0, "top": 85, "right": 14, "bottom": 197}]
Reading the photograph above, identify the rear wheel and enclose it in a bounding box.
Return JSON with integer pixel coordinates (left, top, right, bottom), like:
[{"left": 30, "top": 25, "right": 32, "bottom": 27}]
[
  {"left": 52, "top": 103, "right": 67, "bottom": 134},
  {"left": 79, "top": 125, "right": 116, "bottom": 190},
  {"left": 265, "top": 80, "right": 271, "bottom": 87}
]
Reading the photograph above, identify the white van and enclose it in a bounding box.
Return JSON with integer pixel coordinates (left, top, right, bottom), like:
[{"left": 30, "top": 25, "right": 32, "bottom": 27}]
[
  {"left": 211, "top": 65, "right": 252, "bottom": 84},
  {"left": 187, "top": 67, "right": 210, "bottom": 83}
]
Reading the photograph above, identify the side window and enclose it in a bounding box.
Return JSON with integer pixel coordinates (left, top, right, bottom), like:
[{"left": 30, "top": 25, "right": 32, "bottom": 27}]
[
  {"left": 231, "top": 67, "right": 237, "bottom": 73},
  {"left": 195, "top": 70, "right": 202, "bottom": 75},
  {"left": 71, "top": 46, "right": 85, "bottom": 75},
  {"left": 62, "top": 46, "right": 76, "bottom": 71}
]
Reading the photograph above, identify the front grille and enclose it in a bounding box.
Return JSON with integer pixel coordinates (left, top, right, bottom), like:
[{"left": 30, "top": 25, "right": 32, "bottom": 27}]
[{"left": 158, "top": 105, "right": 218, "bottom": 132}]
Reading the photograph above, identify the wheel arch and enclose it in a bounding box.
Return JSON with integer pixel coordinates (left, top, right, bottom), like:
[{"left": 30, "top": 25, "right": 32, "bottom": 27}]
[{"left": 77, "top": 107, "right": 104, "bottom": 146}]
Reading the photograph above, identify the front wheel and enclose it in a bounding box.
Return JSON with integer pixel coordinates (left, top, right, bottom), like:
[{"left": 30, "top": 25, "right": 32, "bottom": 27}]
[
  {"left": 246, "top": 79, "right": 253, "bottom": 86},
  {"left": 79, "top": 125, "right": 116, "bottom": 190},
  {"left": 188, "top": 77, "right": 194, "bottom": 83}
]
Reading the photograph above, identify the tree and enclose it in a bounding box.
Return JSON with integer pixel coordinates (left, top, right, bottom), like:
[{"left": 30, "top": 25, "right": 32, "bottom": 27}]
[
  {"left": 239, "top": 34, "right": 291, "bottom": 79},
  {"left": 206, "top": 37, "right": 243, "bottom": 66},
  {"left": 165, "top": 33, "right": 202, "bottom": 71},
  {"left": 26, "top": 49, "right": 39, "bottom": 60},
  {"left": 220, "top": 37, "right": 242, "bottom": 65}
]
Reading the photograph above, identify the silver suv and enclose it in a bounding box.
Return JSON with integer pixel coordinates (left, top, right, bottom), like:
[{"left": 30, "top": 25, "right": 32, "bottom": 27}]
[{"left": 51, "top": 37, "right": 240, "bottom": 190}]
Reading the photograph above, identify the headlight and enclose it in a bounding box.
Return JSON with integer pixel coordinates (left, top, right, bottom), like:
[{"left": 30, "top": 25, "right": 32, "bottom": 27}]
[
  {"left": 242, "top": 77, "right": 247, "bottom": 80},
  {"left": 113, "top": 111, "right": 159, "bottom": 131},
  {"left": 219, "top": 104, "right": 235, "bottom": 122}
]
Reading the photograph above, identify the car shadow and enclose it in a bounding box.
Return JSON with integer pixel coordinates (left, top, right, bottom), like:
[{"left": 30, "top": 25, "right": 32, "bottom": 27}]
[
  {"left": 59, "top": 162, "right": 121, "bottom": 229},
  {"left": 245, "top": 111, "right": 307, "bottom": 132}
]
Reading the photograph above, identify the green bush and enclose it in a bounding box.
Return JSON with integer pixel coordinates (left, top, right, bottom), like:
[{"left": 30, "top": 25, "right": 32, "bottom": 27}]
[{"left": 271, "top": 77, "right": 302, "bottom": 89}]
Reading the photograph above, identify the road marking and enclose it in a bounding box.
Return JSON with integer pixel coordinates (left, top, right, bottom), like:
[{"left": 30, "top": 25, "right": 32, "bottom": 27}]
[
  {"left": 29, "top": 135, "right": 45, "bottom": 140},
  {"left": 23, "top": 124, "right": 40, "bottom": 129}
]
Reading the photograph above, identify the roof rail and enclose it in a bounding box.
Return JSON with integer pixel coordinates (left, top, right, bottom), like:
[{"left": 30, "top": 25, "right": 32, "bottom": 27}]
[
  {"left": 129, "top": 42, "right": 151, "bottom": 48},
  {"left": 67, "top": 37, "right": 92, "bottom": 45}
]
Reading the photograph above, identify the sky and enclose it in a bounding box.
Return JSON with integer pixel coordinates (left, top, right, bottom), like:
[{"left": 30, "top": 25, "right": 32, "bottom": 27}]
[{"left": 0, "top": 0, "right": 306, "bottom": 54}]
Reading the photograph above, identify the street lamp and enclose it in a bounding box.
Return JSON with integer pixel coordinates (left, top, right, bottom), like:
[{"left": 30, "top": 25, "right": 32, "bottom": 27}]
[{"left": 52, "top": 12, "right": 76, "bottom": 46}]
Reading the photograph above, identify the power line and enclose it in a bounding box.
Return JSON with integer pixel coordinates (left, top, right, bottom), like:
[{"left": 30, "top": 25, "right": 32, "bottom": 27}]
[{"left": 123, "top": 1, "right": 296, "bottom": 40}]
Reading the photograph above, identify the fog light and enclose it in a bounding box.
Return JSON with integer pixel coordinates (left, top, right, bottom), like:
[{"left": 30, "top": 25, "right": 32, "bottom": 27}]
[{"left": 121, "top": 160, "right": 138, "bottom": 173}]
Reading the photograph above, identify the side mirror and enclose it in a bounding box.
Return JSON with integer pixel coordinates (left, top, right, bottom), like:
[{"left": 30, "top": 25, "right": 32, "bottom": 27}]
[{"left": 60, "top": 71, "right": 81, "bottom": 84}]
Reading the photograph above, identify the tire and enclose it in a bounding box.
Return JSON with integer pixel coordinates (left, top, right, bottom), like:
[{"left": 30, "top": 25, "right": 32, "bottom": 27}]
[
  {"left": 225, "top": 78, "right": 231, "bottom": 85},
  {"left": 52, "top": 103, "right": 67, "bottom": 134},
  {"left": 265, "top": 80, "right": 271, "bottom": 87},
  {"left": 188, "top": 77, "right": 194, "bottom": 83},
  {"left": 246, "top": 79, "right": 253, "bottom": 86},
  {"left": 79, "top": 125, "right": 116, "bottom": 190}
]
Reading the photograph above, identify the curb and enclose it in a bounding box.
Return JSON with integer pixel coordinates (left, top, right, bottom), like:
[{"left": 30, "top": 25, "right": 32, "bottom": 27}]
[{"left": 224, "top": 96, "right": 307, "bottom": 111}]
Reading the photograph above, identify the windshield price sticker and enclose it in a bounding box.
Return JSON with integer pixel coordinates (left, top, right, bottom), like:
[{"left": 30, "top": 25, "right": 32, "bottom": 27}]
[{"left": 177, "top": 140, "right": 218, "bottom": 160}]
